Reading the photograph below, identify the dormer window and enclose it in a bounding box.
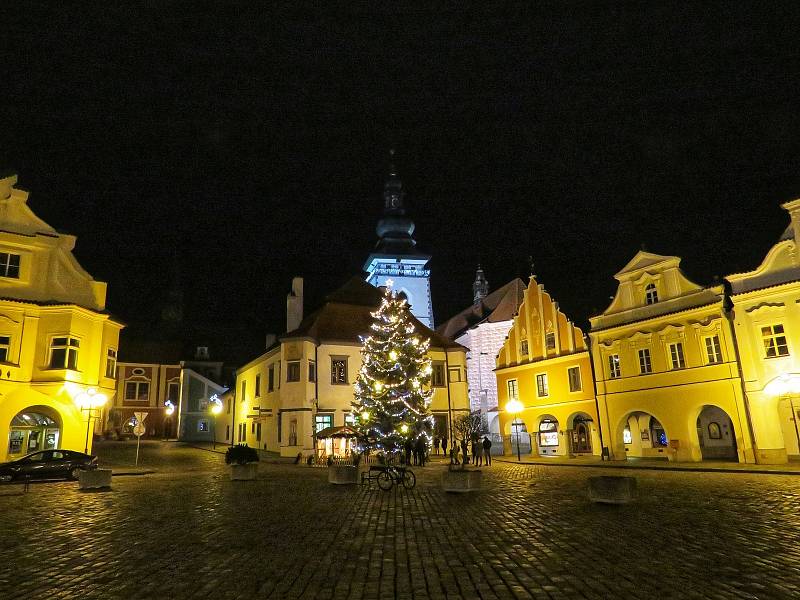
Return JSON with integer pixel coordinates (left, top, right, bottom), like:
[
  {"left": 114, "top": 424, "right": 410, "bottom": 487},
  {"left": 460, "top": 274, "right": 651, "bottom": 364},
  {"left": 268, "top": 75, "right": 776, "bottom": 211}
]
[
  {"left": 645, "top": 283, "right": 659, "bottom": 305},
  {"left": 0, "top": 253, "right": 20, "bottom": 279},
  {"left": 195, "top": 346, "right": 209, "bottom": 359}
]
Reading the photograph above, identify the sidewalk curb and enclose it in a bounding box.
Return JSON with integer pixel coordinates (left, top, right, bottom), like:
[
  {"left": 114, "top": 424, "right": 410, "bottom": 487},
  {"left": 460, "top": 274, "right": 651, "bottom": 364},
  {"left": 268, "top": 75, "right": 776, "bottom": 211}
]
[
  {"left": 110, "top": 470, "right": 157, "bottom": 477},
  {"left": 495, "top": 458, "right": 800, "bottom": 476}
]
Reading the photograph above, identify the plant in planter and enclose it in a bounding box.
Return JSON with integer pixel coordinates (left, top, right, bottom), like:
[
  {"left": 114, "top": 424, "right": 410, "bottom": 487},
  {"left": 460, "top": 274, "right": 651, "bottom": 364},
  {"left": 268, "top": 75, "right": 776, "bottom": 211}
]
[
  {"left": 327, "top": 453, "right": 362, "bottom": 485},
  {"left": 441, "top": 413, "right": 484, "bottom": 492},
  {"left": 225, "top": 444, "right": 259, "bottom": 481}
]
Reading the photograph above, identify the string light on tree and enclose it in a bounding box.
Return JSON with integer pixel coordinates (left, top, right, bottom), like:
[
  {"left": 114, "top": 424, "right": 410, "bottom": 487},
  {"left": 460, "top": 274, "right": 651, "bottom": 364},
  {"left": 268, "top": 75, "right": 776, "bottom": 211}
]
[{"left": 353, "top": 284, "right": 434, "bottom": 457}]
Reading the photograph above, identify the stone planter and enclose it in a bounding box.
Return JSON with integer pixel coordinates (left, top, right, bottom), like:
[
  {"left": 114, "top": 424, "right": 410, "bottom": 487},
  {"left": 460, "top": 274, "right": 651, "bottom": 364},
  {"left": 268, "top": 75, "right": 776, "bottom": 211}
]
[
  {"left": 328, "top": 465, "right": 359, "bottom": 485},
  {"left": 587, "top": 475, "right": 637, "bottom": 504},
  {"left": 229, "top": 462, "right": 258, "bottom": 481},
  {"left": 441, "top": 467, "right": 482, "bottom": 493},
  {"left": 79, "top": 468, "right": 112, "bottom": 490}
]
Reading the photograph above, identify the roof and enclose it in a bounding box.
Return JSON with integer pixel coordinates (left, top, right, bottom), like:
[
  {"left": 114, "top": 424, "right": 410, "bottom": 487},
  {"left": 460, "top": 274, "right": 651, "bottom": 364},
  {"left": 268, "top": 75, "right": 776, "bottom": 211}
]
[
  {"left": 281, "top": 275, "right": 464, "bottom": 350},
  {"left": 435, "top": 278, "right": 526, "bottom": 340}
]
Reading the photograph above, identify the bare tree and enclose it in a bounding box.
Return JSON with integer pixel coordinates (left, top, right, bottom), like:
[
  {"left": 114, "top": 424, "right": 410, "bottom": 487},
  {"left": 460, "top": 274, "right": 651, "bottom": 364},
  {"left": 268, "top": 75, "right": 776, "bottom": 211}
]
[{"left": 452, "top": 412, "right": 483, "bottom": 443}]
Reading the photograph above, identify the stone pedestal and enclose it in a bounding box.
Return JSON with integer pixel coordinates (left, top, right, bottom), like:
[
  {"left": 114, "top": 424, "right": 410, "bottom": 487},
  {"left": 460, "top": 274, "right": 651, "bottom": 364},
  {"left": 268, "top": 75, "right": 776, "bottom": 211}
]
[
  {"left": 588, "top": 475, "right": 636, "bottom": 504},
  {"left": 441, "top": 468, "right": 482, "bottom": 493},
  {"left": 78, "top": 469, "right": 112, "bottom": 490},
  {"left": 328, "top": 465, "right": 359, "bottom": 485},
  {"left": 229, "top": 463, "right": 258, "bottom": 481}
]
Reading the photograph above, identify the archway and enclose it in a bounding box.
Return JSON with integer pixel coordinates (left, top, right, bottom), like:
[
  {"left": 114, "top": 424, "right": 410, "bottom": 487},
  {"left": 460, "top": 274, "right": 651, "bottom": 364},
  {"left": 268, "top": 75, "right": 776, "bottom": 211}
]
[
  {"left": 619, "top": 411, "right": 669, "bottom": 460},
  {"left": 8, "top": 405, "right": 62, "bottom": 458},
  {"left": 567, "top": 412, "right": 595, "bottom": 455},
  {"left": 537, "top": 414, "right": 560, "bottom": 456},
  {"left": 696, "top": 405, "right": 738, "bottom": 461},
  {"left": 502, "top": 416, "right": 531, "bottom": 456}
]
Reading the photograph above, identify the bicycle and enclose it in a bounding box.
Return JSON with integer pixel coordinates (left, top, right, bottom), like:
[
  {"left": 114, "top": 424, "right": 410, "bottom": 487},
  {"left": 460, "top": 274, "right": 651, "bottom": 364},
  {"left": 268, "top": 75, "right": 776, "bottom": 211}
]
[{"left": 376, "top": 464, "right": 416, "bottom": 491}]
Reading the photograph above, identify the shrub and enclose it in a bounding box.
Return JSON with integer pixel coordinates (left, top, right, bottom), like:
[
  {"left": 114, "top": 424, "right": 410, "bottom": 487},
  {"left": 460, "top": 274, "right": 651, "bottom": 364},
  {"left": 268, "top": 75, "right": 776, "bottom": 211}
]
[{"left": 225, "top": 444, "right": 259, "bottom": 465}]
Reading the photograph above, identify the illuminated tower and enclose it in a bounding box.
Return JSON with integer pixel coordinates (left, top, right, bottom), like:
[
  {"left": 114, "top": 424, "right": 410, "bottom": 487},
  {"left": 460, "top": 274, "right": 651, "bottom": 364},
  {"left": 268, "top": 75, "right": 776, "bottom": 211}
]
[{"left": 364, "top": 153, "right": 434, "bottom": 328}]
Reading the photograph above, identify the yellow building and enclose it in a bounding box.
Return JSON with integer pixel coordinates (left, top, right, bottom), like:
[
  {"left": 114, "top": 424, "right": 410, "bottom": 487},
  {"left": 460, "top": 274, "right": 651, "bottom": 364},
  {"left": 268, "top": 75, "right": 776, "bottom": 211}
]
[
  {"left": 590, "top": 251, "right": 753, "bottom": 463},
  {"left": 495, "top": 276, "right": 600, "bottom": 458},
  {"left": 0, "top": 174, "right": 123, "bottom": 461},
  {"left": 727, "top": 199, "right": 800, "bottom": 463},
  {"left": 234, "top": 276, "right": 470, "bottom": 457}
]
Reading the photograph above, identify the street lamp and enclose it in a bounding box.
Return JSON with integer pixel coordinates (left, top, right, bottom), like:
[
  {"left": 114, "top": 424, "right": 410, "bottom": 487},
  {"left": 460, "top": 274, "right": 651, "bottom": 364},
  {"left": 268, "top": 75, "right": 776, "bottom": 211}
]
[
  {"left": 76, "top": 388, "right": 108, "bottom": 454},
  {"left": 164, "top": 400, "right": 175, "bottom": 439},
  {"left": 505, "top": 398, "right": 524, "bottom": 462},
  {"left": 209, "top": 394, "right": 223, "bottom": 450}
]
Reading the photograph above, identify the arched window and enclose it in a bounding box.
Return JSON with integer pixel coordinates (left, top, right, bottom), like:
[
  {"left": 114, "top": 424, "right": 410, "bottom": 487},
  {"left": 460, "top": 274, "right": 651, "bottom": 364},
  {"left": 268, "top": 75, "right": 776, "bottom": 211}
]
[{"left": 645, "top": 283, "right": 659, "bottom": 305}]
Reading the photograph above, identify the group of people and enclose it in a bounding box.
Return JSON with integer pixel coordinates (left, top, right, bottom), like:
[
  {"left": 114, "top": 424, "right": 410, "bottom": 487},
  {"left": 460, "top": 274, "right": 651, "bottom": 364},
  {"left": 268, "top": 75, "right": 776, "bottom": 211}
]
[
  {"left": 433, "top": 436, "right": 493, "bottom": 466},
  {"left": 403, "top": 436, "right": 429, "bottom": 467}
]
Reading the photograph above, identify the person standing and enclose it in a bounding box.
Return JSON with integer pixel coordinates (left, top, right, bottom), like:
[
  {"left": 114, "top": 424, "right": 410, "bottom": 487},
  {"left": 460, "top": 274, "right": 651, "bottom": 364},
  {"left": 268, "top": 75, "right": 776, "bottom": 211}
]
[
  {"left": 460, "top": 438, "right": 469, "bottom": 465},
  {"left": 472, "top": 438, "right": 482, "bottom": 466},
  {"left": 482, "top": 436, "right": 492, "bottom": 466},
  {"left": 415, "top": 437, "right": 426, "bottom": 467},
  {"left": 433, "top": 437, "right": 440, "bottom": 456},
  {"left": 441, "top": 437, "right": 448, "bottom": 460}
]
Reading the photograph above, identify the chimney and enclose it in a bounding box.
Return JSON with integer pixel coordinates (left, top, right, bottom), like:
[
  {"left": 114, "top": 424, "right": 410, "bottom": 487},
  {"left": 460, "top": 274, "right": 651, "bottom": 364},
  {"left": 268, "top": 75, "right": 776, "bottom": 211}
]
[{"left": 286, "top": 277, "right": 303, "bottom": 333}]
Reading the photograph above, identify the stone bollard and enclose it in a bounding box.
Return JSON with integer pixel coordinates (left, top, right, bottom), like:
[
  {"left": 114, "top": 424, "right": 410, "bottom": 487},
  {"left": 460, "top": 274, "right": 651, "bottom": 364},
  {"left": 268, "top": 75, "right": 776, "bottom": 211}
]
[
  {"left": 587, "top": 475, "right": 636, "bottom": 504},
  {"left": 328, "top": 465, "right": 359, "bottom": 485},
  {"left": 79, "top": 469, "right": 112, "bottom": 490}
]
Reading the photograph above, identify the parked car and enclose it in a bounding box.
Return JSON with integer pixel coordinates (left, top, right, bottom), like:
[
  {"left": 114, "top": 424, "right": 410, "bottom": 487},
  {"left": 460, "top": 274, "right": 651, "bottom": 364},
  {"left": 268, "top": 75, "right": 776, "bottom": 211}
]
[{"left": 0, "top": 450, "right": 98, "bottom": 482}]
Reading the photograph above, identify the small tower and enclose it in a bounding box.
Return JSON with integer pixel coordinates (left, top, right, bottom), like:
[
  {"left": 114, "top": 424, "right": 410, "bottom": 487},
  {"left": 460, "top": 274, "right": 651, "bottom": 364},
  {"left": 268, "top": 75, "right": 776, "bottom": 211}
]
[
  {"left": 472, "top": 265, "right": 489, "bottom": 304},
  {"left": 364, "top": 151, "right": 434, "bottom": 328}
]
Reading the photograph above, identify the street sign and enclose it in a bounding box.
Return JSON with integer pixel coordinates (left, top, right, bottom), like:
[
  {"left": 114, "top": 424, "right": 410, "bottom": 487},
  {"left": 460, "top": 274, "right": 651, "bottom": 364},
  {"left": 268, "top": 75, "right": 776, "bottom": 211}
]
[
  {"left": 133, "top": 422, "right": 146, "bottom": 437},
  {"left": 134, "top": 411, "right": 148, "bottom": 424}
]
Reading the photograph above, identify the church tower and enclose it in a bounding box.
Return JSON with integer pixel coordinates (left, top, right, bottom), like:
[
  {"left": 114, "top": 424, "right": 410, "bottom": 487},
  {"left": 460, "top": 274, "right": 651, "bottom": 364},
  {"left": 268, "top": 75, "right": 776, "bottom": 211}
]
[
  {"left": 472, "top": 264, "right": 489, "bottom": 304},
  {"left": 364, "top": 152, "right": 434, "bottom": 328}
]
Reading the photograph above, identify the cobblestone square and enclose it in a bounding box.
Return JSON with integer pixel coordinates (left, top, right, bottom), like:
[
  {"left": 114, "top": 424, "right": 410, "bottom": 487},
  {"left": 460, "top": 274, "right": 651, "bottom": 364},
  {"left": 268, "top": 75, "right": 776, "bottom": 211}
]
[{"left": 2, "top": 443, "right": 800, "bottom": 599}]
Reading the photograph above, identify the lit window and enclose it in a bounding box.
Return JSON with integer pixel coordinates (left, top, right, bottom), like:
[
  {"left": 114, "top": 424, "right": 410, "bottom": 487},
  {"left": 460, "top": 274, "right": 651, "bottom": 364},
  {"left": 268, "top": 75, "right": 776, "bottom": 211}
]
[
  {"left": 331, "top": 358, "right": 348, "bottom": 384},
  {"left": 431, "top": 363, "right": 445, "bottom": 387},
  {"left": 638, "top": 348, "right": 652, "bottom": 374},
  {"left": 762, "top": 325, "right": 789, "bottom": 358},
  {"left": 520, "top": 340, "right": 528, "bottom": 355},
  {"left": 315, "top": 414, "right": 333, "bottom": 433},
  {"left": 0, "top": 253, "right": 20, "bottom": 279},
  {"left": 645, "top": 283, "right": 658, "bottom": 305},
  {"left": 0, "top": 335, "right": 10, "bottom": 362},
  {"left": 105, "top": 348, "right": 117, "bottom": 378},
  {"left": 286, "top": 361, "right": 300, "bottom": 382},
  {"left": 536, "top": 373, "right": 549, "bottom": 397},
  {"left": 241, "top": 380, "right": 246, "bottom": 402},
  {"left": 255, "top": 374, "right": 261, "bottom": 397},
  {"left": 668, "top": 342, "right": 685, "bottom": 369},
  {"left": 344, "top": 413, "right": 355, "bottom": 425},
  {"left": 545, "top": 333, "right": 556, "bottom": 350},
  {"left": 608, "top": 354, "right": 621, "bottom": 379},
  {"left": 308, "top": 360, "right": 316, "bottom": 382},
  {"left": 507, "top": 379, "right": 519, "bottom": 400},
  {"left": 198, "top": 420, "right": 209, "bottom": 432},
  {"left": 49, "top": 336, "right": 79, "bottom": 370},
  {"left": 538, "top": 418, "right": 559, "bottom": 447},
  {"left": 567, "top": 366, "right": 581, "bottom": 392},
  {"left": 623, "top": 426, "right": 633, "bottom": 444},
  {"left": 704, "top": 336, "right": 722, "bottom": 364},
  {"left": 125, "top": 380, "right": 150, "bottom": 402}
]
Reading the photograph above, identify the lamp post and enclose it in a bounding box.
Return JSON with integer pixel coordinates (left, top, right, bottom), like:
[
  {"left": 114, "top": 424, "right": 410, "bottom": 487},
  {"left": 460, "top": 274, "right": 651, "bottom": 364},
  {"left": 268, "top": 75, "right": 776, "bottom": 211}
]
[
  {"left": 505, "top": 398, "right": 524, "bottom": 462},
  {"left": 209, "top": 395, "right": 223, "bottom": 450},
  {"left": 76, "top": 388, "right": 108, "bottom": 454},
  {"left": 164, "top": 400, "right": 175, "bottom": 440}
]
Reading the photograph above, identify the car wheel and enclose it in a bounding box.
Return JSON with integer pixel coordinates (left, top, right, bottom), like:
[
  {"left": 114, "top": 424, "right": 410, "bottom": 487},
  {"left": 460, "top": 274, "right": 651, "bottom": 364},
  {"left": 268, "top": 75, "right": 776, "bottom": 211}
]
[
  {"left": 69, "top": 468, "right": 82, "bottom": 480},
  {"left": 0, "top": 474, "right": 12, "bottom": 483}
]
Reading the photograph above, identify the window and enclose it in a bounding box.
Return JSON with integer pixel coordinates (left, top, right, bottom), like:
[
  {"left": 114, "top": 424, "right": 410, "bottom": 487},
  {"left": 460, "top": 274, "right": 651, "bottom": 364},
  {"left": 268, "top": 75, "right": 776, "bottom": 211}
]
[
  {"left": 289, "top": 419, "right": 297, "bottom": 445},
  {"left": 623, "top": 426, "right": 633, "bottom": 444},
  {"left": 536, "top": 373, "right": 548, "bottom": 397},
  {"left": 538, "top": 419, "right": 559, "bottom": 447},
  {"left": 287, "top": 361, "right": 300, "bottom": 382},
  {"left": 0, "top": 335, "right": 10, "bottom": 362},
  {"left": 103, "top": 348, "right": 117, "bottom": 378},
  {"left": 432, "top": 363, "right": 445, "bottom": 387},
  {"left": 226, "top": 398, "right": 232, "bottom": 415},
  {"left": 125, "top": 381, "right": 150, "bottom": 402},
  {"left": 638, "top": 348, "right": 652, "bottom": 374},
  {"left": 49, "top": 336, "right": 79, "bottom": 370},
  {"left": 0, "top": 252, "right": 20, "bottom": 279},
  {"left": 241, "top": 380, "right": 246, "bottom": 402},
  {"left": 520, "top": 340, "right": 529, "bottom": 355},
  {"left": 198, "top": 420, "right": 209, "bottom": 432},
  {"left": 507, "top": 379, "right": 519, "bottom": 400},
  {"left": 225, "top": 425, "right": 230, "bottom": 441},
  {"left": 567, "top": 366, "right": 581, "bottom": 392},
  {"left": 668, "top": 342, "right": 686, "bottom": 369},
  {"left": 608, "top": 354, "right": 621, "bottom": 379},
  {"left": 705, "top": 335, "right": 723, "bottom": 364},
  {"left": 268, "top": 365, "right": 275, "bottom": 392},
  {"left": 251, "top": 422, "right": 255, "bottom": 434},
  {"left": 166, "top": 382, "right": 179, "bottom": 403},
  {"left": 255, "top": 374, "right": 261, "bottom": 397},
  {"left": 448, "top": 368, "right": 461, "bottom": 383},
  {"left": 256, "top": 422, "right": 262, "bottom": 442},
  {"left": 545, "top": 333, "right": 556, "bottom": 350},
  {"left": 308, "top": 360, "right": 316, "bottom": 382},
  {"left": 345, "top": 413, "right": 355, "bottom": 425},
  {"left": 277, "top": 413, "right": 282, "bottom": 443},
  {"left": 645, "top": 283, "right": 658, "bottom": 305},
  {"left": 762, "top": 324, "right": 789, "bottom": 358},
  {"left": 331, "top": 358, "right": 348, "bottom": 384},
  {"left": 315, "top": 414, "right": 332, "bottom": 433}
]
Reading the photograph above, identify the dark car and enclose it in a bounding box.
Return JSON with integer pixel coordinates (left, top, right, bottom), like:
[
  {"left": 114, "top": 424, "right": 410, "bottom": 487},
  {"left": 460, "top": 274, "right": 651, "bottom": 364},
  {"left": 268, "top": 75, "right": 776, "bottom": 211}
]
[{"left": 0, "top": 449, "right": 98, "bottom": 482}]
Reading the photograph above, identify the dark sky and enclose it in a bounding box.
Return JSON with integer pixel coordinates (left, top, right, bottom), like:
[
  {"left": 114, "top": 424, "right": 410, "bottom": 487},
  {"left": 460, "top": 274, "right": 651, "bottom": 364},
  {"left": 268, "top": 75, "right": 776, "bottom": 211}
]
[{"left": 3, "top": 3, "right": 800, "bottom": 355}]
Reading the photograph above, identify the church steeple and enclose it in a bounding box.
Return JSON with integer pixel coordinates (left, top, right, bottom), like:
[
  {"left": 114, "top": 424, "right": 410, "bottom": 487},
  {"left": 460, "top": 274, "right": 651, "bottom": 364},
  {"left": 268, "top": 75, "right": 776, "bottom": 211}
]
[
  {"left": 473, "top": 265, "right": 489, "bottom": 304},
  {"left": 364, "top": 149, "right": 434, "bottom": 328}
]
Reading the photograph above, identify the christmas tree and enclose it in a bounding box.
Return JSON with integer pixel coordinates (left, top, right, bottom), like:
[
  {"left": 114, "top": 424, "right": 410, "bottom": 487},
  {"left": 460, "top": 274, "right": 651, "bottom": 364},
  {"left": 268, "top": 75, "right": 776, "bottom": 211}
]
[{"left": 353, "top": 283, "right": 433, "bottom": 457}]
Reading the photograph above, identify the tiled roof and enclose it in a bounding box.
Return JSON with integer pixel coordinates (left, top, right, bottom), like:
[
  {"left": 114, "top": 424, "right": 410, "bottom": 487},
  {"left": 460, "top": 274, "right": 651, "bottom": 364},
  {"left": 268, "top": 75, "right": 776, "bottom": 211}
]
[{"left": 435, "top": 278, "right": 526, "bottom": 340}]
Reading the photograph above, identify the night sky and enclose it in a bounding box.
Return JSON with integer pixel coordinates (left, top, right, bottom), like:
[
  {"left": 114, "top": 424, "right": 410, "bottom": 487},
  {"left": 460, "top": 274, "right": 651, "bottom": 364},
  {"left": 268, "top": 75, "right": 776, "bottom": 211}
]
[{"left": 4, "top": 4, "right": 800, "bottom": 358}]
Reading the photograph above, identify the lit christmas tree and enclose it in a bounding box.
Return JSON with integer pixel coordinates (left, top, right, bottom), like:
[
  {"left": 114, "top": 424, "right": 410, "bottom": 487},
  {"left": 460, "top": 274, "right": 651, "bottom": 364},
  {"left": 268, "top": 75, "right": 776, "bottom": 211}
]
[{"left": 353, "top": 282, "right": 433, "bottom": 457}]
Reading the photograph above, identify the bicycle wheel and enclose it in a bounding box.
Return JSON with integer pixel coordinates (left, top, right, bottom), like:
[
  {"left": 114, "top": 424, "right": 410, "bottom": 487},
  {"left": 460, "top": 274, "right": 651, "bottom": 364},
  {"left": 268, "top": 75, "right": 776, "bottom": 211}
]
[
  {"left": 377, "top": 470, "right": 394, "bottom": 491},
  {"left": 402, "top": 470, "right": 416, "bottom": 489}
]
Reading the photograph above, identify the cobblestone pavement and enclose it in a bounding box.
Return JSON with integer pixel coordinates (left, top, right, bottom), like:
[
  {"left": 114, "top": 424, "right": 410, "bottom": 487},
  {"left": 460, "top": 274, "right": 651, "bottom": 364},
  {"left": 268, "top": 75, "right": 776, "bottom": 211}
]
[{"left": 2, "top": 445, "right": 800, "bottom": 600}]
